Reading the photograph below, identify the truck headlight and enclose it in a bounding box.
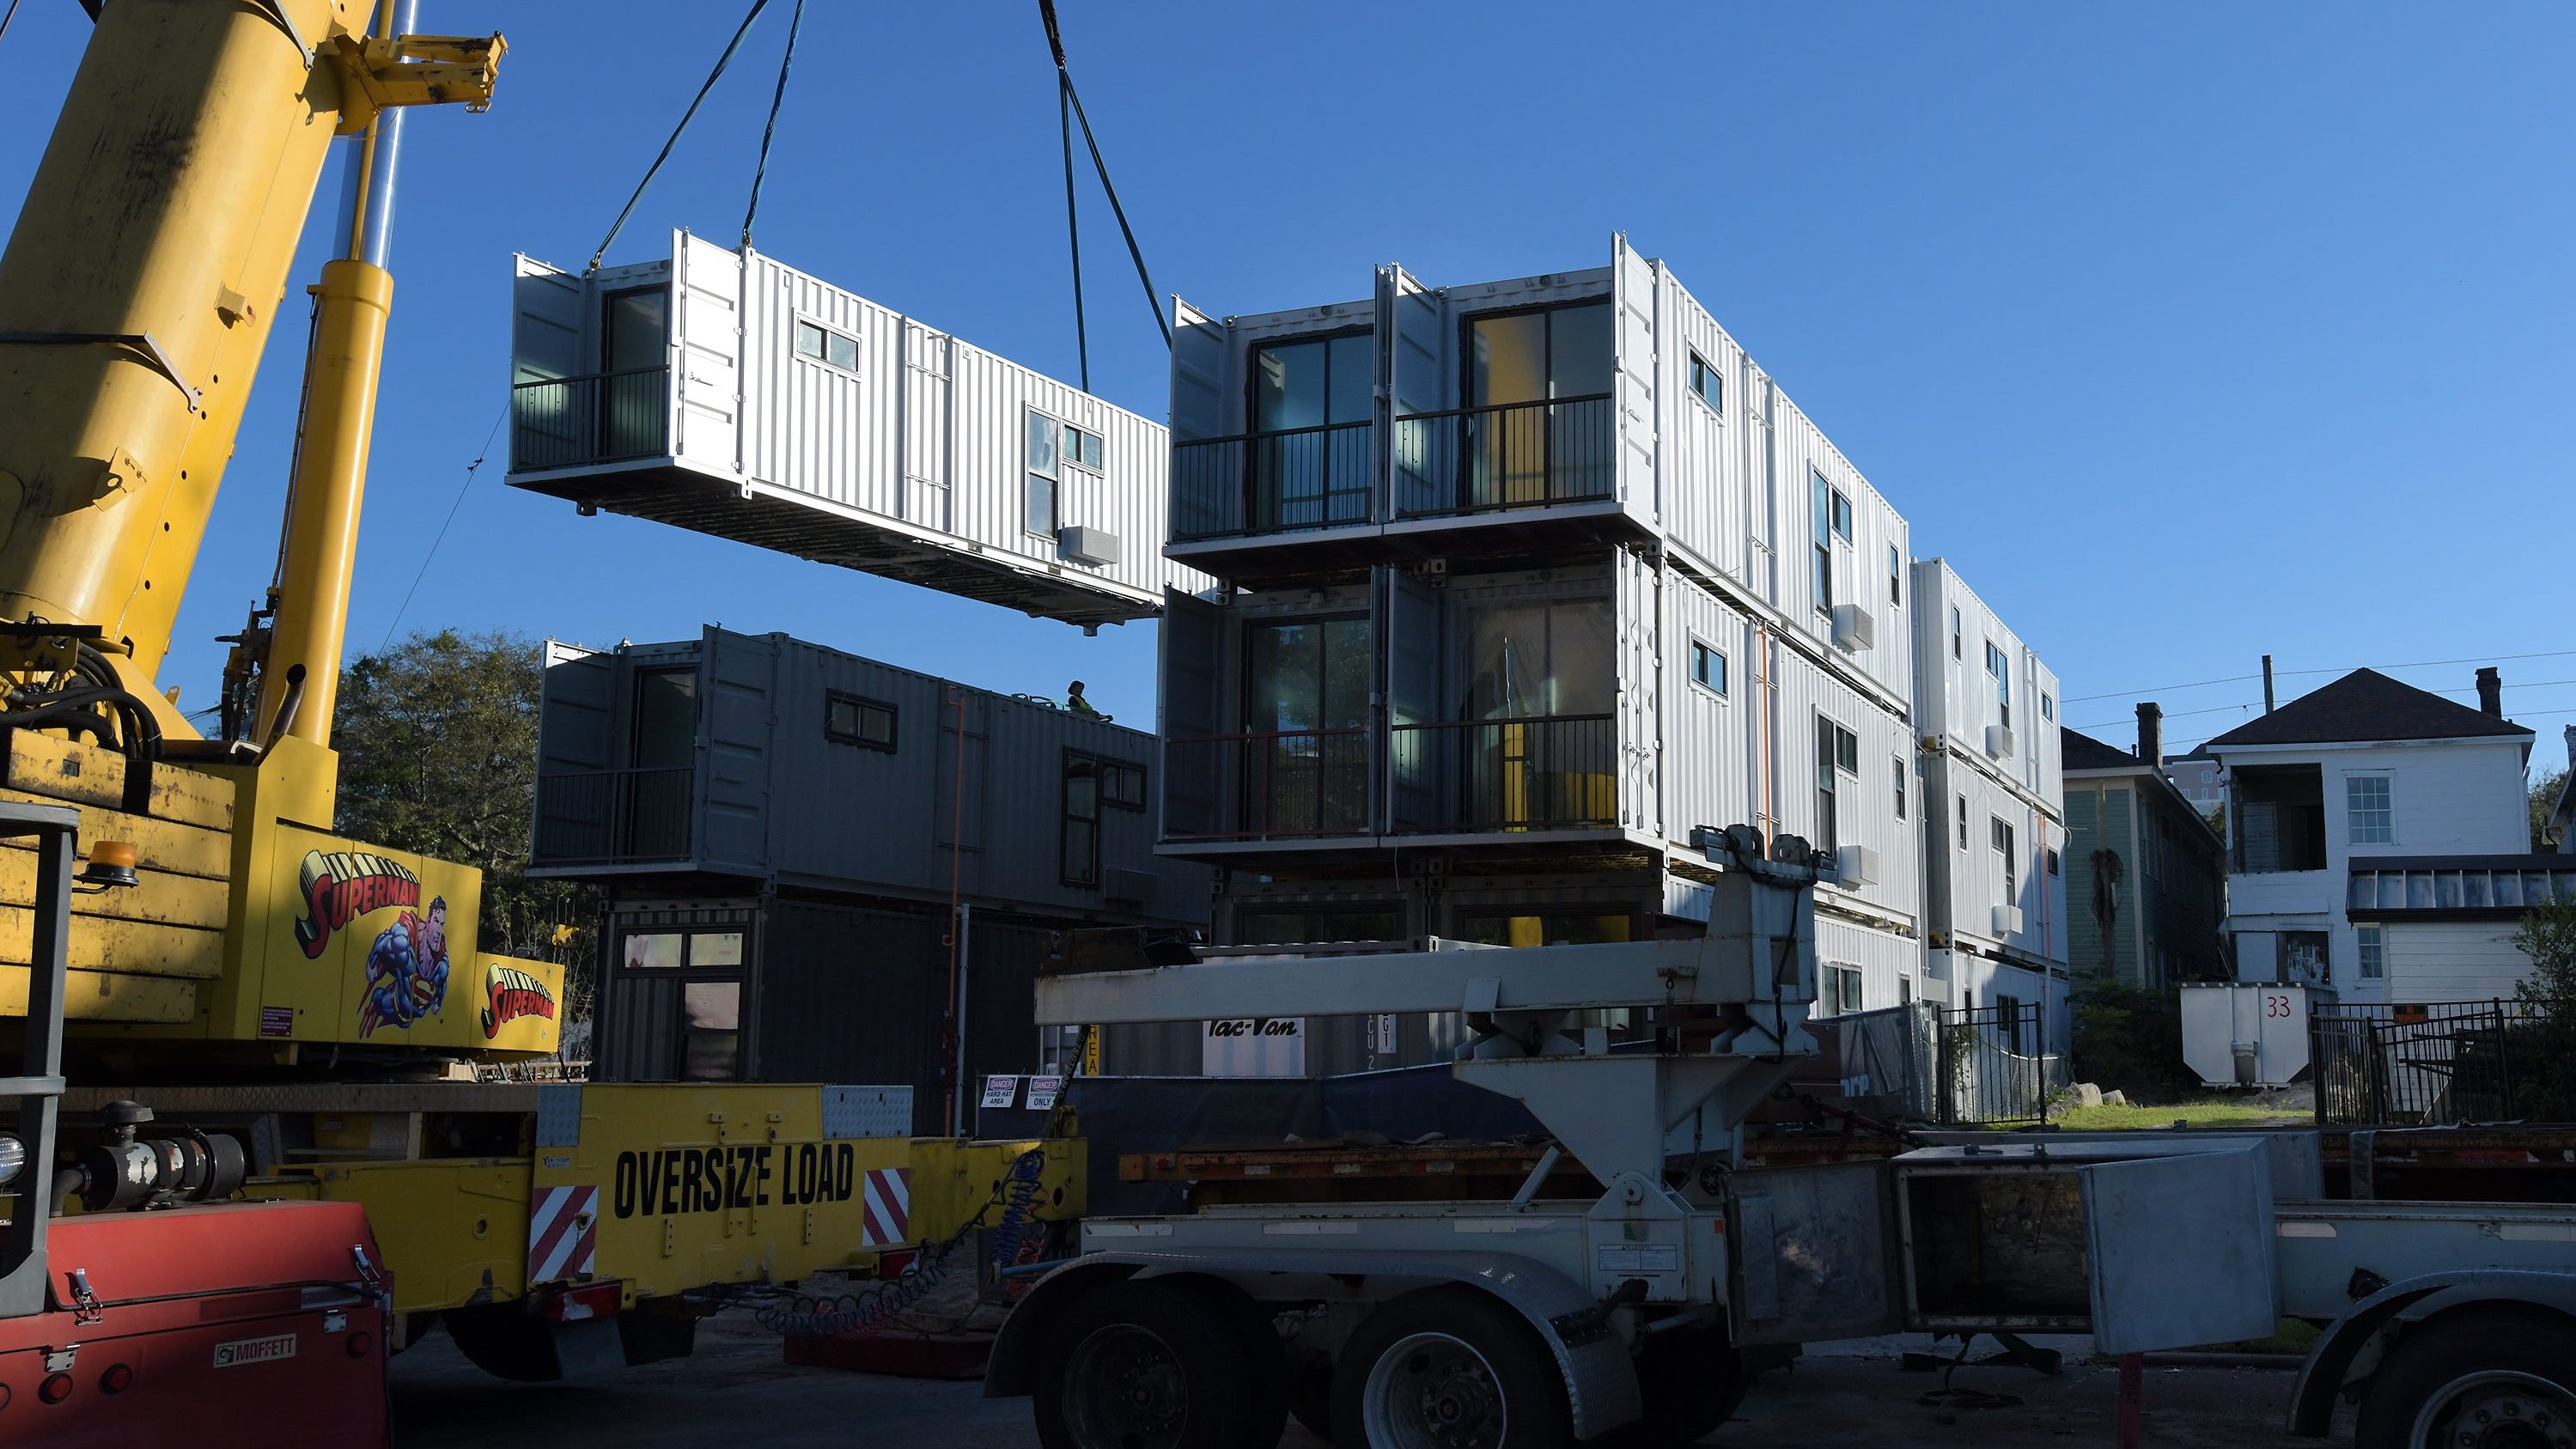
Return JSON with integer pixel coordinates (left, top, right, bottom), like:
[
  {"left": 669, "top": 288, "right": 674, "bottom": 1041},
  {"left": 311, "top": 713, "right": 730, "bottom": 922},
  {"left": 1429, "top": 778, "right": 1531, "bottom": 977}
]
[{"left": 0, "top": 1133, "right": 24, "bottom": 1187}]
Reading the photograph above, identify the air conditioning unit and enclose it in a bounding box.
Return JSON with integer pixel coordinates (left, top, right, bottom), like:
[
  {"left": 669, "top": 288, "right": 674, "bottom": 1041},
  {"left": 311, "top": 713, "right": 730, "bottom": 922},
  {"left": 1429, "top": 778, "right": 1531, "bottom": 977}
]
[
  {"left": 1836, "top": 843, "right": 1879, "bottom": 886},
  {"left": 1992, "top": 904, "right": 2024, "bottom": 936},
  {"left": 1985, "top": 723, "right": 2015, "bottom": 758},
  {"left": 1831, "top": 603, "right": 1874, "bottom": 650},
  {"left": 1057, "top": 526, "right": 1120, "bottom": 567}
]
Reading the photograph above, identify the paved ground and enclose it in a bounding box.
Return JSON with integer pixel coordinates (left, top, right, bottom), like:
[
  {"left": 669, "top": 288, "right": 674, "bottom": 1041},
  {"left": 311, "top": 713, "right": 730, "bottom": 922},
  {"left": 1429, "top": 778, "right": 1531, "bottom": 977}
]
[{"left": 391, "top": 1313, "right": 2353, "bottom": 1447}]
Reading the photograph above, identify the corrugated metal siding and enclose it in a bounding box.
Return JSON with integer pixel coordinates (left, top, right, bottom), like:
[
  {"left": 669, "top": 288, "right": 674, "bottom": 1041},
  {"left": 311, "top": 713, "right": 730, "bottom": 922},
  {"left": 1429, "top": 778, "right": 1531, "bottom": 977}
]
[
  {"left": 1774, "top": 646, "right": 1921, "bottom": 928},
  {"left": 1618, "top": 546, "right": 1661, "bottom": 834},
  {"left": 1932, "top": 754, "right": 2061, "bottom": 964},
  {"left": 1662, "top": 572, "right": 1752, "bottom": 845},
  {"left": 1658, "top": 271, "right": 1755, "bottom": 593},
  {"left": 732, "top": 247, "right": 1207, "bottom": 606},
  {"left": 1816, "top": 916, "right": 1920, "bottom": 1016},
  {"left": 1611, "top": 235, "right": 1659, "bottom": 537},
  {"left": 700, "top": 630, "right": 773, "bottom": 873}
]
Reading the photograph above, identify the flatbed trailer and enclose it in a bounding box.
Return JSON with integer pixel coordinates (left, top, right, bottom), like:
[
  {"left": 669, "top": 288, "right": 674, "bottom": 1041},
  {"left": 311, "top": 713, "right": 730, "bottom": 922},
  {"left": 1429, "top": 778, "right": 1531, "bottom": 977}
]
[{"left": 983, "top": 828, "right": 2573, "bottom": 1449}]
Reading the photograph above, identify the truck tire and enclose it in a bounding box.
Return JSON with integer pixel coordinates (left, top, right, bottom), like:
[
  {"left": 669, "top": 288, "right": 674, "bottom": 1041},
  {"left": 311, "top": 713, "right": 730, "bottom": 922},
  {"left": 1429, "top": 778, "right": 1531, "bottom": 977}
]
[
  {"left": 1603, "top": 1325, "right": 1747, "bottom": 1447},
  {"left": 2355, "top": 1308, "right": 2576, "bottom": 1449},
  {"left": 1332, "top": 1285, "right": 1573, "bottom": 1449},
  {"left": 1287, "top": 1359, "right": 1334, "bottom": 1440},
  {"left": 1033, "top": 1278, "right": 1262, "bottom": 1449},
  {"left": 1178, "top": 1280, "right": 1290, "bottom": 1449}
]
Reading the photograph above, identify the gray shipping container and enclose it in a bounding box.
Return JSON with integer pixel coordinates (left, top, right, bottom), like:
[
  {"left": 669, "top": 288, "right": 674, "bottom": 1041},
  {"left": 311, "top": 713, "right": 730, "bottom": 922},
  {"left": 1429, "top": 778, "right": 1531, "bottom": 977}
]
[{"left": 530, "top": 625, "right": 1209, "bottom": 928}]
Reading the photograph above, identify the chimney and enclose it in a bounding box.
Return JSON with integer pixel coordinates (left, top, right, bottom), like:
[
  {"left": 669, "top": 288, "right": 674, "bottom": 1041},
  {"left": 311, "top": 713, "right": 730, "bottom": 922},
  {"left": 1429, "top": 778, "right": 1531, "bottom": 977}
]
[
  {"left": 2137, "top": 702, "right": 2164, "bottom": 771},
  {"left": 2262, "top": 654, "right": 2275, "bottom": 714},
  {"left": 2476, "top": 667, "right": 2502, "bottom": 718}
]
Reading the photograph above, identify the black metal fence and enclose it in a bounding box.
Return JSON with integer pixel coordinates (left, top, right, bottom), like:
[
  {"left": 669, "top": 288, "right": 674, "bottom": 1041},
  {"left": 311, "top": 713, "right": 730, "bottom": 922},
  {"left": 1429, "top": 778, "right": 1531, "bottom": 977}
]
[
  {"left": 2311, "top": 1000, "right": 2532, "bottom": 1126},
  {"left": 510, "top": 367, "right": 669, "bottom": 472},
  {"left": 1934, "top": 1002, "right": 2057, "bottom": 1124},
  {"left": 533, "top": 766, "right": 693, "bottom": 864},
  {"left": 1388, "top": 714, "right": 1618, "bottom": 832},
  {"left": 1392, "top": 393, "right": 1615, "bottom": 518},
  {"left": 1170, "top": 420, "right": 1374, "bottom": 541},
  {"left": 1162, "top": 729, "right": 1373, "bottom": 841}
]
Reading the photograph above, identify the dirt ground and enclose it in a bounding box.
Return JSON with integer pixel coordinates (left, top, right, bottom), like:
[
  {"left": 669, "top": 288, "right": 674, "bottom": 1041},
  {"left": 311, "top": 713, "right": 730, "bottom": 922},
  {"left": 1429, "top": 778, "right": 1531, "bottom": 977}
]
[{"left": 390, "top": 1312, "right": 2356, "bottom": 1448}]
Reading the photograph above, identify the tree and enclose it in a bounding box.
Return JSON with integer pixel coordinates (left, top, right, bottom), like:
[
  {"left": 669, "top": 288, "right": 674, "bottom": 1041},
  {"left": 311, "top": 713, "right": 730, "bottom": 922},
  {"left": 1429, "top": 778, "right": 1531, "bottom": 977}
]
[
  {"left": 2511, "top": 892, "right": 2576, "bottom": 1122},
  {"left": 2532, "top": 766, "right": 2570, "bottom": 851},
  {"left": 332, "top": 630, "right": 596, "bottom": 1029}
]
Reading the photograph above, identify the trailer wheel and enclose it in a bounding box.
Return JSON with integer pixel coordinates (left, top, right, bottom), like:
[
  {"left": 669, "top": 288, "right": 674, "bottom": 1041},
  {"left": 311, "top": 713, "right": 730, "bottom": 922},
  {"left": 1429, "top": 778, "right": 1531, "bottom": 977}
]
[
  {"left": 1033, "top": 1279, "right": 1259, "bottom": 1449},
  {"left": 1333, "top": 1286, "right": 1572, "bottom": 1449},
  {"left": 2355, "top": 1309, "right": 2576, "bottom": 1449},
  {"left": 1286, "top": 1358, "right": 1334, "bottom": 1440},
  {"left": 1604, "top": 1324, "right": 1747, "bottom": 1448}
]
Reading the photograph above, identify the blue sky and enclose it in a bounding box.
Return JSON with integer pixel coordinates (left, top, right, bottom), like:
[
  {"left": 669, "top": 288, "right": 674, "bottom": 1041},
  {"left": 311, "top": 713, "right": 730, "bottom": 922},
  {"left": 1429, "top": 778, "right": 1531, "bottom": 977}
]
[{"left": 2, "top": 3, "right": 2568, "bottom": 775}]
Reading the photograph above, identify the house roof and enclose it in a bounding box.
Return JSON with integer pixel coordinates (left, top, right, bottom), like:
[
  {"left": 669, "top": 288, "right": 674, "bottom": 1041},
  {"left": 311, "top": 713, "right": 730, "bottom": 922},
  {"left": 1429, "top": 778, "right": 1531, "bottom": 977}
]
[
  {"left": 2202, "top": 669, "right": 2536, "bottom": 750},
  {"left": 2060, "top": 728, "right": 2141, "bottom": 773}
]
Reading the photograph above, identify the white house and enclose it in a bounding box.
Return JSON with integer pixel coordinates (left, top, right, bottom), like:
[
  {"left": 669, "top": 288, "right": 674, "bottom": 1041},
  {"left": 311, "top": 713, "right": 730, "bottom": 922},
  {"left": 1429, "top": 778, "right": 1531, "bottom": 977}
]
[
  {"left": 2204, "top": 667, "right": 2551, "bottom": 1003},
  {"left": 1911, "top": 560, "right": 2070, "bottom": 1050}
]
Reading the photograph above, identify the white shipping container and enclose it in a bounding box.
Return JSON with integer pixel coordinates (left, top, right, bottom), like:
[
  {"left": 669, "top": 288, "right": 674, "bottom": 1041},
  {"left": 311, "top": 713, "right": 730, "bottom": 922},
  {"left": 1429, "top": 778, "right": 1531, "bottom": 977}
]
[
  {"left": 2181, "top": 983, "right": 2329, "bottom": 1089},
  {"left": 506, "top": 231, "right": 1211, "bottom": 628}
]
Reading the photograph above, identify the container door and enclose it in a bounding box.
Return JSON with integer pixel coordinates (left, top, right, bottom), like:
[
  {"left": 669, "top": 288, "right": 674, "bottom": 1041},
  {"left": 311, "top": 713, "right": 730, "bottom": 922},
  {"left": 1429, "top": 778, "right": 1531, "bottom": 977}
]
[
  {"left": 1725, "top": 1160, "right": 1902, "bottom": 1346},
  {"left": 533, "top": 642, "right": 616, "bottom": 862},
  {"left": 1379, "top": 265, "right": 1443, "bottom": 519},
  {"left": 1171, "top": 299, "right": 1230, "bottom": 539},
  {"left": 671, "top": 231, "right": 743, "bottom": 476},
  {"left": 2079, "top": 1145, "right": 2278, "bottom": 1355},
  {"left": 1611, "top": 234, "right": 1658, "bottom": 525},
  {"left": 1160, "top": 588, "right": 1225, "bottom": 838},
  {"left": 1383, "top": 567, "right": 1442, "bottom": 831},
  {"left": 1617, "top": 547, "right": 1659, "bottom": 835},
  {"left": 697, "top": 630, "right": 775, "bottom": 874},
  {"left": 510, "top": 255, "right": 586, "bottom": 469}
]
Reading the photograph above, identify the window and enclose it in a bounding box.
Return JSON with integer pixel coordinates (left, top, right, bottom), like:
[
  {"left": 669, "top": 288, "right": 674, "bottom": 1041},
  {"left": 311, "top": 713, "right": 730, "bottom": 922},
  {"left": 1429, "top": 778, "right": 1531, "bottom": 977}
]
[
  {"left": 1100, "top": 758, "right": 1146, "bottom": 811},
  {"left": 1950, "top": 606, "right": 1962, "bottom": 661},
  {"left": 680, "top": 981, "right": 742, "bottom": 1081},
  {"left": 2348, "top": 776, "right": 2392, "bottom": 845},
  {"left": 1992, "top": 993, "right": 2028, "bottom": 1054},
  {"left": 1811, "top": 470, "right": 1834, "bottom": 613},
  {"left": 1026, "top": 409, "right": 1060, "bottom": 537},
  {"left": 1893, "top": 756, "right": 1908, "bottom": 819},
  {"left": 2235, "top": 764, "right": 2327, "bottom": 873},
  {"left": 1062, "top": 752, "right": 1101, "bottom": 887},
  {"left": 825, "top": 692, "right": 896, "bottom": 752},
  {"left": 1993, "top": 816, "right": 2017, "bottom": 900},
  {"left": 618, "top": 928, "right": 748, "bottom": 1081},
  {"left": 1689, "top": 640, "right": 1727, "bottom": 697},
  {"left": 1888, "top": 544, "right": 1902, "bottom": 606},
  {"left": 2047, "top": 847, "right": 2061, "bottom": 878},
  {"left": 1462, "top": 596, "right": 1615, "bottom": 718},
  {"left": 2041, "top": 692, "right": 2055, "bottom": 722},
  {"left": 1813, "top": 719, "right": 1857, "bottom": 851},
  {"left": 2280, "top": 931, "right": 2329, "bottom": 985},
  {"left": 2356, "top": 925, "right": 2384, "bottom": 980},
  {"left": 1251, "top": 333, "right": 1370, "bottom": 527},
  {"left": 1465, "top": 303, "right": 1615, "bottom": 504},
  {"left": 1957, "top": 795, "right": 1969, "bottom": 850},
  {"left": 1830, "top": 490, "right": 1853, "bottom": 542},
  {"left": 1986, "top": 641, "right": 2012, "bottom": 728},
  {"left": 1688, "top": 350, "right": 1723, "bottom": 412},
  {"left": 1246, "top": 616, "right": 1372, "bottom": 836},
  {"left": 1456, "top": 912, "right": 1635, "bottom": 948},
  {"left": 794, "top": 319, "right": 859, "bottom": 372},
  {"left": 1821, "top": 964, "right": 1865, "bottom": 1017},
  {"left": 1065, "top": 425, "right": 1102, "bottom": 472}
]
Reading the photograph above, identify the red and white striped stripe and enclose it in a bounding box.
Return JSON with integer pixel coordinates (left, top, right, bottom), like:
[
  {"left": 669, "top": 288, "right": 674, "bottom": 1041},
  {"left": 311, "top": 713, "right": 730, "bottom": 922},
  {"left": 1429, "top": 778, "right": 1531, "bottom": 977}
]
[
  {"left": 859, "top": 1167, "right": 910, "bottom": 1247},
  {"left": 527, "top": 1184, "right": 599, "bottom": 1285}
]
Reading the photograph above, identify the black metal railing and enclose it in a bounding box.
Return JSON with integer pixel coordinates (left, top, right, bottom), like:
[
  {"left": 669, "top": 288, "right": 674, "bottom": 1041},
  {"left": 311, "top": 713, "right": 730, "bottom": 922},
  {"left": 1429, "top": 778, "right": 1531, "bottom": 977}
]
[
  {"left": 533, "top": 766, "right": 693, "bottom": 864},
  {"left": 1392, "top": 393, "right": 1614, "bottom": 519},
  {"left": 1164, "top": 729, "right": 1373, "bottom": 841},
  {"left": 1388, "top": 714, "right": 1618, "bottom": 833},
  {"left": 510, "top": 367, "right": 670, "bottom": 472},
  {"left": 1170, "top": 420, "right": 1375, "bottom": 541},
  {"left": 1934, "top": 1002, "right": 2058, "bottom": 1124},
  {"left": 2311, "top": 1000, "right": 2533, "bottom": 1126}
]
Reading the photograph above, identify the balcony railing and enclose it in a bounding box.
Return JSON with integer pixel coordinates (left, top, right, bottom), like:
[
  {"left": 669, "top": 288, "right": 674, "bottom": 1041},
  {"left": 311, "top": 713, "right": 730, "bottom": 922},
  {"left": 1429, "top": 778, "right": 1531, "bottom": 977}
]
[
  {"left": 1389, "top": 714, "right": 1617, "bottom": 833},
  {"left": 511, "top": 367, "right": 670, "bottom": 472},
  {"left": 1165, "top": 728, "right": 1372, "bottom": 840},
  {"left": 533, "top": 766, "right": 693, "bottom": 865},
  {"left": 1171, "top": 419, "right": 1374, "bottom": 542},
  {"left": 1393, "top": 393, "right": 1613, "bottom": 519}
]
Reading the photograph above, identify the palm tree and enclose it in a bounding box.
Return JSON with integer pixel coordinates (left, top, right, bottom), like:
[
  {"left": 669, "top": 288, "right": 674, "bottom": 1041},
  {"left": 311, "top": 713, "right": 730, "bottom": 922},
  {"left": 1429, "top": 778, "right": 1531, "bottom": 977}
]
[{"left": 2090, "top": 848, "right": 2124, "bottom": 980}]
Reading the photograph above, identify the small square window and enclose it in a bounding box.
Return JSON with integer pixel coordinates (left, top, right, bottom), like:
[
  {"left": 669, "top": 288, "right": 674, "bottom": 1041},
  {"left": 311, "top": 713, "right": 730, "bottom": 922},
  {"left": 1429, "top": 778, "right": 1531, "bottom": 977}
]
[
  {"left": 2047, "top": 848, "right": 2061, "bottom": 877},
  {"left": 1102, "top": 760, "right": 1148, "bottom": 811},
  {"left": 1830, "top": 490, "right": 1853, "bottom": 542},
  {"left": 2041, "top": 693, "right": 2055, "bottom": 722},
  {"left": 1833, "top": 725, "right": 1859, "bottom": 774},
  {"left": 796, "top": 320, "right": 858, "bottom": 371},
  {"left": 1688, "top": 351, "right": 1724, "bottom": 412},
  {"left": 825, "top": 691, "right": 897, "bottom": 751},
  {"left": 1690, "top": 640, "right": 1727, "bottom": 697},
  {"left": 795, "top": 321, "right": 825, "bottom": 359},
  {"left": 1064, "top": 425, "right": 1104, "bottom": 472}
]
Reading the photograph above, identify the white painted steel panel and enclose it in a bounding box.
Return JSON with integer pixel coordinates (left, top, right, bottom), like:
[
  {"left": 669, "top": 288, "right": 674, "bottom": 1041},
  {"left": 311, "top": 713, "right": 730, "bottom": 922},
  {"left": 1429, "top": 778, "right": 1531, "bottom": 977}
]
[
  {"left": 1618, "top": 546, "right": 1661, "bottom": 835},
  {"left": 1663, "top": 572, "right": 1753, "bottom": 850},
  {"left": 1657, "top": 270, "right": 1753, "bottom": 594},
  {"left": 1774, "top": 645, "right": 1920, "bottom": 930},
  {"left": 510, "top": 254, "right": 582, "bottom": 383},
  {"left": 673, "top": 233, "right": 741, "bottom": 474},
  {"left": 1817, "top": 915, "right": 1920, "bottom": 1018},
  {"left": 1611, "top": 234, "right": 1659, "bottom": 533}
]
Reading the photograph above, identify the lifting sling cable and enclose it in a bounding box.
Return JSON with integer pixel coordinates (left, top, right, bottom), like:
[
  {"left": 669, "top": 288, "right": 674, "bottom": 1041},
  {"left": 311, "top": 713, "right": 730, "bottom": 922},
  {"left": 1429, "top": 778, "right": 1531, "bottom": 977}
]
[
  {"left": 1039, "top": 0, "right": 1172, "bottom": 388},
  {"left": 588, "top": 0, "right": 771, "bottom": 273},
  {"left": 1059, "top": 77, "right": 1089, "bottom": 391},
  {"left": 740, "top": 0, "right": 807, "bottom": 248}
]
